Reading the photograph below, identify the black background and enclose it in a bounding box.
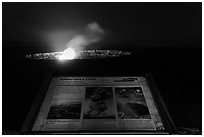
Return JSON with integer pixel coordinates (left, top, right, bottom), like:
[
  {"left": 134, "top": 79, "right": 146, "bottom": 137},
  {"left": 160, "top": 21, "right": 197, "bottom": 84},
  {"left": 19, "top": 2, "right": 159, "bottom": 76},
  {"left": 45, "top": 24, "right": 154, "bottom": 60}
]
[{"left": 3, "top": 2, "right": 202, "bottom": 132}]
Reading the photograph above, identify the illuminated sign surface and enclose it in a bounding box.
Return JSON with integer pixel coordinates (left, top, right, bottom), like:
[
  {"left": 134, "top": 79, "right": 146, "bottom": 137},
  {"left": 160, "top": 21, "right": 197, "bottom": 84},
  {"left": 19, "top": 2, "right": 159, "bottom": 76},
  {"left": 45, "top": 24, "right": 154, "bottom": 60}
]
[{"left": 32, "top": 77, "right": 165, "bottom": 132}]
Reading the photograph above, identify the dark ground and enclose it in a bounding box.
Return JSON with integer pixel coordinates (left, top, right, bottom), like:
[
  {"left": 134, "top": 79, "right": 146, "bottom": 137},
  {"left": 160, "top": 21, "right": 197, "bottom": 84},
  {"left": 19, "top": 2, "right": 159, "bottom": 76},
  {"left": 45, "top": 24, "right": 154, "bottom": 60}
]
[{"left": 2, "top": 2, "right": 202, "bottom": 134}]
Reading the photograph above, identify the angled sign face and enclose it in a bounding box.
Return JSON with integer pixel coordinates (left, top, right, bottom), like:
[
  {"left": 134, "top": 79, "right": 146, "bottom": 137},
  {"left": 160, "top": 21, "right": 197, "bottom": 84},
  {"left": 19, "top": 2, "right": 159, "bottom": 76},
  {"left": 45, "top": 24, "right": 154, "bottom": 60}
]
[{"left": 31, "top": 76, "right": 168, "bottom": 133}]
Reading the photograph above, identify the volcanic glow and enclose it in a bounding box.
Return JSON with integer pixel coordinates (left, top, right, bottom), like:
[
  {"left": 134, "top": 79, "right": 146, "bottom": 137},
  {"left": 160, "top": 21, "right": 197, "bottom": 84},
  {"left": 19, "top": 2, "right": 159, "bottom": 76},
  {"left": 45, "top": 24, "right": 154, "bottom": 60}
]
[
  {"left": 58, "top": 22, "right": 105, "bottom": 60},
  {"left": 58, "top": 47, "right": 76, "bottom": 60},
  {"left": 25, "top": 22, "right": 131, "bottom": 60}
]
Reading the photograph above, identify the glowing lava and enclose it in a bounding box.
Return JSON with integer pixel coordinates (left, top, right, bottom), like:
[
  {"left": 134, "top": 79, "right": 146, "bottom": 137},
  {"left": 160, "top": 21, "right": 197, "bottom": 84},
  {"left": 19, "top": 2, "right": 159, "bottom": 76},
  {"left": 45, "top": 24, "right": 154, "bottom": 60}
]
[
  {"left": 26, "top": 50, "right": 131, "bottom": 60},
  {"left": 58, "top": 47, "right": 76, "bottom": 60}
]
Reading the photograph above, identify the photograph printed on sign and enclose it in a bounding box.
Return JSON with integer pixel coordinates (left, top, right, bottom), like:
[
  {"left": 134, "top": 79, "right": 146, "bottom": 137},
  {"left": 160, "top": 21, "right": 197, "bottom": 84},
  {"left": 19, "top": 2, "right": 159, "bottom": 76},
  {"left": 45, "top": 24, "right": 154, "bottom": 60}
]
[
  {"left": 115, "top": 87, "right": 151, "bottom": 119},
  {"left": 83, "top": 87, "right": 115, "bottom": 119},
  {"left": 46, "top": 86, "right": 83, "bottom": 119},
  {"left": 47, "top": 99, "right": 82, "bottom": 119}
]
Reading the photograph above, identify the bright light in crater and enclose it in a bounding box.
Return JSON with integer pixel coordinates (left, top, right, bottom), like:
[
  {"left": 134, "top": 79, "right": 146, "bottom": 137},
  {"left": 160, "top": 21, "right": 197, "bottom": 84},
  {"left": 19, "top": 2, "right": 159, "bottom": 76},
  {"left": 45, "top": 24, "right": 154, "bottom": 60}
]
[{"left": 58, "top": 47, "right": 76, "bottom": 60}]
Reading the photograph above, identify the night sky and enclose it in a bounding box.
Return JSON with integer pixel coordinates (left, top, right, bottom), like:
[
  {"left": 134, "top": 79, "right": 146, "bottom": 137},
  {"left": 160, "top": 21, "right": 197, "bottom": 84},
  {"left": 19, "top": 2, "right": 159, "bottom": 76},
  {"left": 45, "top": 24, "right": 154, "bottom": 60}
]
[
  {"left": 3, "top": 3, "right": 201, "bottom": 49},
  {"left": 3, "top": 2, "right": 202, "bottom": 134}
]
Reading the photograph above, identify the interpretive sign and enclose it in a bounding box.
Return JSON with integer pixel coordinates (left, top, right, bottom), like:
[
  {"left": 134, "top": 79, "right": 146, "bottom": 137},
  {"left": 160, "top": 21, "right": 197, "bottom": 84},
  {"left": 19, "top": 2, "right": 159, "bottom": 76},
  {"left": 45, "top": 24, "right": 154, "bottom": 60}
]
[{"left": 32, "top": 76, "right": 166, "bottom": 132}]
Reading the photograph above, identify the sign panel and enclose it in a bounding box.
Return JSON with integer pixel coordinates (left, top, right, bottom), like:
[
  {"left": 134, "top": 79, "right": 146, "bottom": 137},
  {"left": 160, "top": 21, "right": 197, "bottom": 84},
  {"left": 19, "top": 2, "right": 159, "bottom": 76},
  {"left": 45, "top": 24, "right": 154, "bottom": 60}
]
[{"left": 32, "top": 77, "right": 165, "bottom": 132}]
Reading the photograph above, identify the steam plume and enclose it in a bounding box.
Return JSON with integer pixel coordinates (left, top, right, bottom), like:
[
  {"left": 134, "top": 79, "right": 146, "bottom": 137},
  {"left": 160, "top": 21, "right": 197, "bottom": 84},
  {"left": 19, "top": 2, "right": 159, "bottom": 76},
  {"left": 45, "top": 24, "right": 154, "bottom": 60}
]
[{"left": 65, "top": 22, "right": 105, "bottom": 50}]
